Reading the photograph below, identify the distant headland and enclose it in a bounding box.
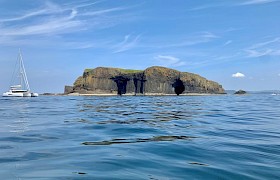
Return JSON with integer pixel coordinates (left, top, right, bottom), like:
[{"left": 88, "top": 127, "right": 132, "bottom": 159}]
[{"left": 64, "top": 66, "right": 225, "bottom": 96}]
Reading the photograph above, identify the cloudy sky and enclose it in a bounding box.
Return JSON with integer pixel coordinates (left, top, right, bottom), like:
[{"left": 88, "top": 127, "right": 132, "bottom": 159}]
[{"left": 0, "top": 0, "right": 279, "bottom": 93}]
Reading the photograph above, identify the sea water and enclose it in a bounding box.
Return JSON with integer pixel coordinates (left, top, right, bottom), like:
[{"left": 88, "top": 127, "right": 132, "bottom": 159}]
[{"left": 0, "top": 94, "right": 279, "bottom": 179}]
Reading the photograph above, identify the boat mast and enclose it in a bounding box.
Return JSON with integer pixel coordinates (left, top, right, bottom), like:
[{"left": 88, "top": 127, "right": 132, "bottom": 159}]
[{"left": 19, "top": 49, "right": 30, "bottom": 91}]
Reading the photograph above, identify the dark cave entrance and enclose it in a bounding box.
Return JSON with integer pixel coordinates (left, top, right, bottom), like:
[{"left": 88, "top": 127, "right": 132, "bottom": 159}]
[
  {"left": 139, "top": 80, "right": 145, "bottom": 94},
  {"left": 112, "top": 76, "right": 130, "bottom": 95},
  {"left": 172, "top": 79, "right": 185, "bottom": 95},
  {"left": 133, "top": 78, "right": 138, "bottom": 95},
  {"left": 133, "top": 77, "right": 146, "bottom": 95}
]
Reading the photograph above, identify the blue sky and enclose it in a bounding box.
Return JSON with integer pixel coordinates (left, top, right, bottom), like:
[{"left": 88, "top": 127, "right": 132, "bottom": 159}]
[{"left": 0, "top": 0, "right": 279, "bottom": 93}]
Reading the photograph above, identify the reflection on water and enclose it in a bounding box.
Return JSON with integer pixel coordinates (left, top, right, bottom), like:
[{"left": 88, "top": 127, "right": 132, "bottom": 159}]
[
  {"left": 189, "top": 162, "right": 208, "bottom": 166},
  {"left": 82, "top": 135, "right": 196, "bottom": 146},
  {"left": 1, "top": 99, "right": 31, "bottom": 133},
  {"left": 0, "top": 95, "right": 280, "bottom": 179}
]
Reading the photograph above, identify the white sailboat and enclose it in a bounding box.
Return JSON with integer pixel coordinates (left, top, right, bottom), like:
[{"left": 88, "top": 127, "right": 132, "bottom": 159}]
[{"left": 2, "top": 49, "right": 38, "bottom": 97}]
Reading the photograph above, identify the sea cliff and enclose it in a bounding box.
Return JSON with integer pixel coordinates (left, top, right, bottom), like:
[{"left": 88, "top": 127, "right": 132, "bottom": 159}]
[{"left": 65, "top": 66, "right": 225, "bottom": 95}]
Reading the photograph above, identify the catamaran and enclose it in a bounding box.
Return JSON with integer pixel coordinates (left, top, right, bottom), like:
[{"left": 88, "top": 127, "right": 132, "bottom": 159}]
[{"left": 2, "top": 49, "right": 38, "bottom": 97}]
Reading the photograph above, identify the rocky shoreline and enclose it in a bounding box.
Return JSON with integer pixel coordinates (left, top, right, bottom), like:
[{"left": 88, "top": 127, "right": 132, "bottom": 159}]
[{"left": 64, "top": 92, "right": 223, "bottom": 96}]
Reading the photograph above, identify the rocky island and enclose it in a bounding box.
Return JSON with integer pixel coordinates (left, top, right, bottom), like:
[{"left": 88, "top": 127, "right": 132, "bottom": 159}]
[
  {"left": 234, "top": 90, "right": 247, "bottom": 95},
  {"left": 64, "top": 66, "right": 225, "bottom": 95}
]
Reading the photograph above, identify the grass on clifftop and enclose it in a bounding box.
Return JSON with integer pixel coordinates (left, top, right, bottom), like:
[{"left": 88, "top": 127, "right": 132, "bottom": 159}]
[
  {"left": 84, "top": 69, "right": 93, "bottom": 73},
  {"left": 84, "top": 68, "right": 143, "bottom": 74},
  {"left": 117, "top": 68, "right": 143, "bottom": 74}
]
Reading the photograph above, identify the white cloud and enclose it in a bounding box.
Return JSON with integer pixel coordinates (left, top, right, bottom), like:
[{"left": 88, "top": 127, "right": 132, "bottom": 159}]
[
  {"left": 223, "top": 40, "right": 232, "bottom": 46},
  {"left": 188, "top": 2, "right": 233, "bottom": 11},
  {"left": 153, "top": 31, "right": 219, "bottom": 49},
  {"left": 0, "top": 1, "right": 133, "bottom": 49},
  {"left": 0, "top": 10, "right": 81, "bottom": 36},
  {"left": 0, "top": 2, "right": 59, "bottom": 23},
  {"left": 0, "top": 3, "right": 127, "bottom": 36},
  {"left": 240, "top": 0, "right": 277, "bottom": 5},
  {"left": 232, "top": 72, "right": 245, "bottom": 78},
  {"left": 189, "top": 4, "right": 218, "bottom": 11},
  {"left": 244, "top": 37, "right": 280, "bottom": 58},
  {"left": 188, "top": 0, "right": 277, "bottom": 11},
  {"left": 0, "top": 1, "right": 97, "bottom": 23},
  {"left": 81, "top": 7, "right": 126, "bottom": 16},
  {"left": 154, "top": 55, "right": 186, "bottom": 67},
  {"left": 246, "top": 49, "right": 280, "bottom": 57},
  {"left": 250, "top": 38, "right": 280, "bottom": 49},
  {"left": 113, "top": 34, "right": 141, "bottom": 53},
  {"left": 245, "top": 49, "right": 273, "bottom": 57}
]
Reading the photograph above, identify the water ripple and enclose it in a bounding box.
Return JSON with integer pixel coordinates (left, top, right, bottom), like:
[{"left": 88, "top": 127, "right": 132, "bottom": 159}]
[
  {"left": 82, "top": 135, "right": 197, "bottom": 146},
  {"left": 0, "top": 95, "right": 279, "bottom": 179}
]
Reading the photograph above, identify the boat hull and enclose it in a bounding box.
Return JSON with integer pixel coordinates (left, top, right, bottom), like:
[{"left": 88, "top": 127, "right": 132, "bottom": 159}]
[
  {"left": 31, "top": 93, "right": 39, "bottom": 97},
  {"left": 23, "top": 92, "right": 32, "bottom": 97},
  {"left": 2, "top": 92, "right": 39, "bottom": 97},
  {"left": 2, "top": 92, "right": 24, "bottom": 97},
  {"left": 2, "top": 90, "right": 38, "bottom": 97}
]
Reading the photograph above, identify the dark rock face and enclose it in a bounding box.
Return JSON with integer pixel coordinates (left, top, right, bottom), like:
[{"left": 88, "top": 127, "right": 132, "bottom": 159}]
[
  {"left": 64, "top": 86, "right": 74, "bottom": 94},
  {"left": 66, "top": 66, "right": 225, "bottom": 95},
  {"left": 234, "top": 90, "right": 247, "bottom": 95}
]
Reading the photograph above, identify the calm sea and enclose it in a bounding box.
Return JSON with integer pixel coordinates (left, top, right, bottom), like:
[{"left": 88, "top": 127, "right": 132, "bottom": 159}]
[{"left": 0, "top": 94, "right": 279, "bottom": 179}]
